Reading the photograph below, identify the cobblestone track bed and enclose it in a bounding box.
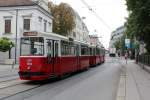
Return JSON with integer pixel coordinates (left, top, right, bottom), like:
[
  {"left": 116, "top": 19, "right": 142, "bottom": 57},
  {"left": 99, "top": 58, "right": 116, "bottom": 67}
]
[
  {"left": 0, "top": 79, "right": 28, "bottom": 90},
  {"left": 0, "top": 84, "right": 41, "bottom": 100},
  {"left": 0, "top": 57, "right": 121, "bottom": 100},
  {"left": 5, "top": 61, "right": 119, "bottom": 100}
]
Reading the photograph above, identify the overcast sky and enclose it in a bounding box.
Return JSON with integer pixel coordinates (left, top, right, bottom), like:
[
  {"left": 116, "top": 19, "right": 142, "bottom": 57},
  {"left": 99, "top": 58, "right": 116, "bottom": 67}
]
[{"left": 50, "top": 0, "right": 128, "bottom": 48}]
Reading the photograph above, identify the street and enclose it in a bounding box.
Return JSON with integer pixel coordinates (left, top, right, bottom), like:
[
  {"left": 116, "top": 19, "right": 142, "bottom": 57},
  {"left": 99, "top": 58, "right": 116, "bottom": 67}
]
[
  {"left": 0, "top": 0, "right": 149, "bottom": 100},
  {"left": 0, "top": 57, "right": 122, "bottom": 100}
]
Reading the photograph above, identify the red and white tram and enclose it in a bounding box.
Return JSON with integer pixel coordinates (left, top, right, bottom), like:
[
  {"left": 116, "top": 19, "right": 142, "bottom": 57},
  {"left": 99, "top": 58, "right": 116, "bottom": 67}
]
[
  {"left": 19, "top": 32, "right": 105, "bottom": 80},
  {"left": 89, "top": 46, "right": 105, "bottom": 67}
]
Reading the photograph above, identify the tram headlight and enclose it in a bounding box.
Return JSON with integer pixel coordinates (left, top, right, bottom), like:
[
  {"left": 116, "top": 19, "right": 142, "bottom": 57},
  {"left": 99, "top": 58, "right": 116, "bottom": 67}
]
[{"left": 27, "top": 66, "right": 31, "bottom": 70}]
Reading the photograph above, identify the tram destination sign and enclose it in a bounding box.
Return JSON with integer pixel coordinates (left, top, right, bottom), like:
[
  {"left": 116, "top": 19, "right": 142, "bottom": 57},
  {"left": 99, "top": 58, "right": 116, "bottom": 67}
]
[{"left": 23, "top": 31, "right": 38, "bottom": 36}]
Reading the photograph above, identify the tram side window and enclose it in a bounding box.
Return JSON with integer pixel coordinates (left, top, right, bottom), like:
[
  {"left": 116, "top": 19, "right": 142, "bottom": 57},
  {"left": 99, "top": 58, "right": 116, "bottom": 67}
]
[
  {"left": 103, "top": 49, "right": 105, "bottom": 55},
  {"left": 90, "top": 48, "right": 93, "bottom": 55},
  {"left": 61, "top": 45, "right": 65, "bottom": 55},
  {"left": 61, "top": 41, "right": 75, "bottom": 56},
  {"left": 61, "top": 44, "right": 67, "bottom": 55},
  {"left": 93, "top": 48, "right": 96, "bottom": 56},
  {"left": 46, "top": 40, "right": 52, "bottom": 57},
  {"left": 55, "top": 42, "right": 59, "bottom": 57},
  {"left": 61, "top": 45, "right": 75, "bottom": 56},
  {"left": 70, "top": 46, "right": 75, "bottom": 55},
  {"left": 81, "top": 47, "right": 85, "bottom": 55},
  {"left": 81, "top": 46, "right": 89, "bottom": 56},
  {"left": 75, "top": 45, "right": 80, "bottom": 56},
  {"left": 96, "top": 48, "right": 100, "bottom": 55},
  {"left": 20, "top": 37, "right": 44, "bottom": 56},
  {"left": 99, "top": 49, "right": 101, "bottom": 55},
  {"left": 68, "top": 46, "right": 71, "bottom": 55}
]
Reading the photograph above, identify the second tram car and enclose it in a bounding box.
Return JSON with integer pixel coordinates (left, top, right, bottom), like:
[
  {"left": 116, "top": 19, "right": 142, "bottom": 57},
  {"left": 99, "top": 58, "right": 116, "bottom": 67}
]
[{"left": 19, "top": 32, "right": 105, "bottom": 80}]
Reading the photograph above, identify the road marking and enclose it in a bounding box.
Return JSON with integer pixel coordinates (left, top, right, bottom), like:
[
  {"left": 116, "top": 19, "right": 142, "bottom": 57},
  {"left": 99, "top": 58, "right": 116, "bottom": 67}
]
[{"left": 116, "top": 66, "right": 127, "bottom": 100}]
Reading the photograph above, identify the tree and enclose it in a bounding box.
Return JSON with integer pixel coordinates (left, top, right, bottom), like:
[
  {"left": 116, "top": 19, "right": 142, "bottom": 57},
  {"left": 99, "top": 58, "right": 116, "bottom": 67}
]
[
  {"left": 125, "top": 0, "right": 150, "bottom": 54},
  {"left": 0, "top": 37, "right": 14, "bottom": 59},
  {"left": 114, "top": 34, "right": 126, "bottom": 56},
  {"left": 48, "top": 2, "right": 75, "bottom": 36},
  {"left": 114, "top": 40, "right": 121, "bottom": 50}
]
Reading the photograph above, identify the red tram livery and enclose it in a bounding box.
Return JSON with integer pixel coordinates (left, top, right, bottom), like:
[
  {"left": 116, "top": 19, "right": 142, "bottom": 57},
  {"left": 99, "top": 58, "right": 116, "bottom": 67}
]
[{"left": 19, "top": 32, "right": 105, "bottom": 80}]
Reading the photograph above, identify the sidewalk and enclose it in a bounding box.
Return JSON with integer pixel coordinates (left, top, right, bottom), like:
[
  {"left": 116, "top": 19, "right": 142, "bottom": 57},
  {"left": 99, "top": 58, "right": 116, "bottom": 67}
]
[{"left": 117, "top": 60, "right": 150, "bottom": 100}]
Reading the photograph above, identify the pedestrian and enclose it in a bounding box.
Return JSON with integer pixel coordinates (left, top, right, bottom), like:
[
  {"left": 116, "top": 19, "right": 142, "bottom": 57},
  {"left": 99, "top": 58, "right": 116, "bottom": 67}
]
[{"left": 118, "top": 51, "right": 120, "bottom": 57}]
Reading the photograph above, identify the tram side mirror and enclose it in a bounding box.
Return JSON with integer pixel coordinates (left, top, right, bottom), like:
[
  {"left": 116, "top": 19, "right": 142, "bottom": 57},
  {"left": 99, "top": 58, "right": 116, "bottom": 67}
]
[{"left": 31, "top": 48, "right": 37, "bottom": 54}]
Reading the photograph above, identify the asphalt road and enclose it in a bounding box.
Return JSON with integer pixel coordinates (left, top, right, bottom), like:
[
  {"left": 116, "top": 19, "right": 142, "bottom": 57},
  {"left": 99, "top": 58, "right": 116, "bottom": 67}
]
[{"left": 1, "top": 57, "right": 122, "bottom": 100}]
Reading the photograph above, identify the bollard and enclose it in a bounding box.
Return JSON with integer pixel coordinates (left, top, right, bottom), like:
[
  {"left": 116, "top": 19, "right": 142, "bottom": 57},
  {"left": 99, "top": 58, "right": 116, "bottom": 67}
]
[
  {"left": 11, "top": 59, "right": 15, "bottom": 69},
  {"left": 126, "top": 58, "right": 127, "bottom": 64},
  {"left": 12, "top": 62, "right": 14, "bottom": 69}
]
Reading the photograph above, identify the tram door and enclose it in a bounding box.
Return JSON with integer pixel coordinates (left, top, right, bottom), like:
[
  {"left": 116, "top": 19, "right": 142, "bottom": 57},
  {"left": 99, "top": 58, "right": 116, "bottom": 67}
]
[
  {"left": 76, "top": 45, "right": 80, "bottom": 71},
  {"left": 47, "top": 39, "right": 59, "bottom": 74}
]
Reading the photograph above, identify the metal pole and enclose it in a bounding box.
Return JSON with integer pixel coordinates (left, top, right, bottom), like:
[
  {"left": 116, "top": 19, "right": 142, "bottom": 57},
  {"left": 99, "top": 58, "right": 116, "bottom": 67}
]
[
  {"left": 15, "top": 9, "right": 18, "bottom": 64},
  {"left": 126, "top": 58, "right": 127, "bottom": 64}
]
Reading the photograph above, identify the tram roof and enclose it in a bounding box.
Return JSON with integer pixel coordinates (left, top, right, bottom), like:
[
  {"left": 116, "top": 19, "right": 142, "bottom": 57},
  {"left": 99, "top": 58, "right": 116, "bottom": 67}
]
[
  {"left": 74, "top": 40, "right": 90, "bottom": 46},
  {"left": 22, "top": 31, "right": 68, "bottom": 40},
  {"left": 40, "top": 32, "right": 68, "bottom": 40}
]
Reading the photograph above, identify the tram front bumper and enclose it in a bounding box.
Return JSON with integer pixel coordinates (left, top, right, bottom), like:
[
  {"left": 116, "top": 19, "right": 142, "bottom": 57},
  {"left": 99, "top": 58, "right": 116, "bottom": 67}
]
[{"left": 18, "top": 71, "right": 57, "bottom": 80}]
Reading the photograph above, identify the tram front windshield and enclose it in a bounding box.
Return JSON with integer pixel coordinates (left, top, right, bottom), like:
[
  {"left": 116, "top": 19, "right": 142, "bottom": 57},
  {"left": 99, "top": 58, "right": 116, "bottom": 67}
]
[{"left": 20, "top": 37, "right": 44, "bottom": 56}]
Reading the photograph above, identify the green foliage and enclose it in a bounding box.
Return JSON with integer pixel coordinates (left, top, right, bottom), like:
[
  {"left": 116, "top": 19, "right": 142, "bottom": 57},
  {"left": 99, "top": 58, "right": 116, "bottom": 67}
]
[
  {"left": 134, "top": 41, "right": 140, "bottom": 49},
  {"left": 0, "top": 37, "right": 14, "bottom": 52},
  {"left": 114, "top": 35, "right": 126, "bottom": 51},
  {"left": 114, "top": 40, "right": 121, "bottom": 50},
  {"left": 125, "top": 0, "right": 150, "bottom": 53},
  {"left": 48, "top": 2, "right": 75, "bottom": 36}
]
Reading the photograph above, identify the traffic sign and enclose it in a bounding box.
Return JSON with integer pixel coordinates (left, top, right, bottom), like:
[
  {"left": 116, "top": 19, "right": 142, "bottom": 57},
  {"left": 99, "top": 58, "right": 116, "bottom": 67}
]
[{"left": 125, "top": 39, "right": 130, "bottom": 49}]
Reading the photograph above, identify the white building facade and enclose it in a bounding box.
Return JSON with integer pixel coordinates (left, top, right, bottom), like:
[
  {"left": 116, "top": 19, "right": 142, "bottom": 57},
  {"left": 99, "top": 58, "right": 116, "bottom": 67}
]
[
  {"left": 0, "top": 0, "right": 53, "bottom": 62},
  {"left": 69, "top": 11, "right": 90, "bottom": 44},
  {"left": 109, "top": 25, "right": 126, "bottom": 48},
  {"left": 89, "top": 34, "right": 104, "bottom": 48}
]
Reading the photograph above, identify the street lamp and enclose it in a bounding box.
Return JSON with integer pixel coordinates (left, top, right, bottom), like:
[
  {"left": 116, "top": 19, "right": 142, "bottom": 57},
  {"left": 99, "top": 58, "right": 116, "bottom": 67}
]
[
  {"left": 82, "top": 16, "right": 86, "bottom": 20},
  {"left": 15, "top": 9, "right": 18, "bottom": 64},
  {"left": 8, "top": 10, "right": 18, "bottom": 64}
]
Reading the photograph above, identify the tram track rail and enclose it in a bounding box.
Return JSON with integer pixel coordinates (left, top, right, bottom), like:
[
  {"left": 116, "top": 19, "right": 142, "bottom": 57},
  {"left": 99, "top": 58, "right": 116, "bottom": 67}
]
[
  {"left": 0, "top": 77, "right": 55, "bottom": 100},
  {"left": 0, "top": 58, "right": 109, "bottom": 100},
  {"left": 0, "top": 64, "right": 109, "bottom": 100},
  {"left": 0, "top": 78, "right": 23, "bottom": 89},
  {"left": 0, "top": 70, "right": 19, "bottom": 82},
  {"left": 0, "top": 77, "right": 42, "bottom": 100},
  {"left": 0, "top": 70, "right": 42, "bottom": 100},
  {"left": 0, "top": 77, "right": 19, "bottom": 83},
  {"left": 0, "top": 84, "right": 41, "bottom": 100},
  {"left": 0, "top": 74, "right": 19, "bottom": 83}
]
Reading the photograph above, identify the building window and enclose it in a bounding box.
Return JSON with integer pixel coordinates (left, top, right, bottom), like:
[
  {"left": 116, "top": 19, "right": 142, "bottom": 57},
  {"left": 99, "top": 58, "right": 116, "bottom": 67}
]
[
  {"left": 48, "top": 22, "right": 51, "bottom": 28},
  {"left": 73, "top": 32, "right": 76, "bottom": 38},
  {"left": 24, "top": 19, "right": 30, "bottom": 31},
  {"left": 38, "top": 17, "right": 42, "bottom": 22},
  {"left": 5, "top": 19, "right": 11, "bottom": 33},
  {"left": 44, "top": 20, "right": 47, "bottom": 32}
]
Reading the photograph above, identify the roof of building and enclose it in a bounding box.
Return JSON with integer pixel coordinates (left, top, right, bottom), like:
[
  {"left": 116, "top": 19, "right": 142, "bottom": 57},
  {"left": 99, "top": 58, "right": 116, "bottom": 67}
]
[{"left": 0, "top": 0, "right": 36, "bottom": 7}]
